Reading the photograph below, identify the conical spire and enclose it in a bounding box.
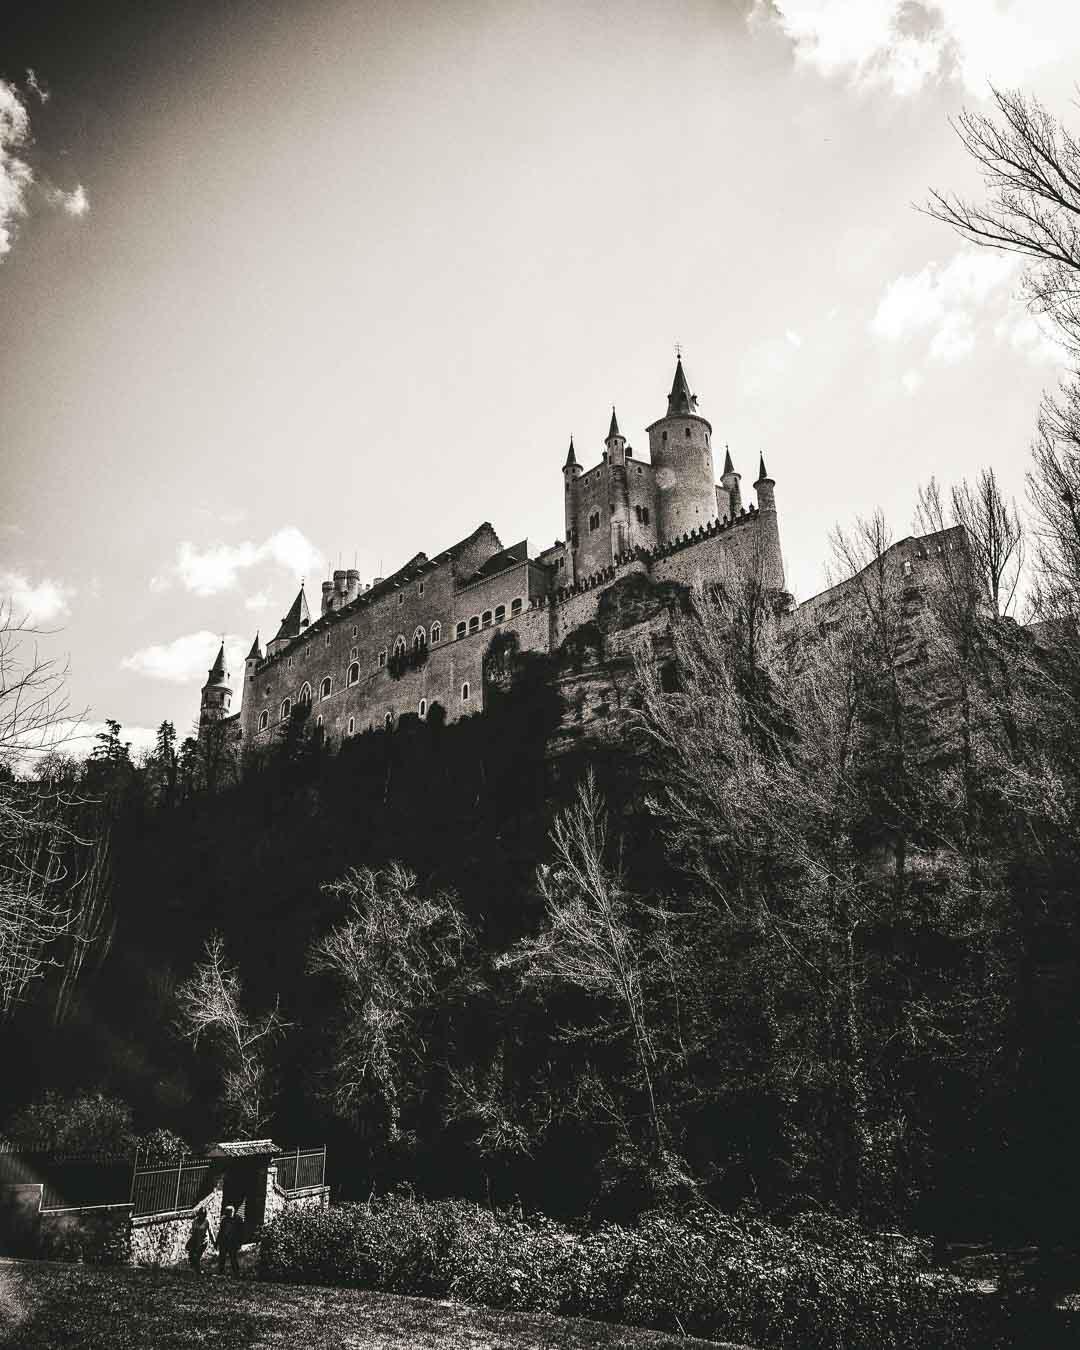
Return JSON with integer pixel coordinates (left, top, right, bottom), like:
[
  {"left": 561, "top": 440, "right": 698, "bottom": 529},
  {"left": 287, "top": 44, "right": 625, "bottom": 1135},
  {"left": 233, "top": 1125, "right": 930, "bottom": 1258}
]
[
  {"left": 756, "top": 453, "right": 769, "bottom": 482},
  {"left": 666, "top": 355, "right": 697, "bottom": 416},
  {"left": 723, "top": 447, "right": 735, "bottom": 476},
  {"left": 273, "top": 583, "right": 310, "bottom": 644},
  {"left": 204, "top": 641, "right": 230, "bottom": 689},
  {"left": 246, "top": 631, "right": 263, "bottom": 661},
  {"left": 607, "top": 406, "right": 621, "bottom": 441},
  {"left": 564, "top": 436, "right": 577, "bottom": 468}
]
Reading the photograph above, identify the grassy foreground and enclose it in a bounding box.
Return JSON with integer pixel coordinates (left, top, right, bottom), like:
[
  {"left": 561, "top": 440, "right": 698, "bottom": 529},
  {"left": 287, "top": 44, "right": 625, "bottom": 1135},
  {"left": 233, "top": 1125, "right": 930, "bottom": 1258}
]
[{"left": 0, "top": 1259, "right": 741, "bottom": 1350}]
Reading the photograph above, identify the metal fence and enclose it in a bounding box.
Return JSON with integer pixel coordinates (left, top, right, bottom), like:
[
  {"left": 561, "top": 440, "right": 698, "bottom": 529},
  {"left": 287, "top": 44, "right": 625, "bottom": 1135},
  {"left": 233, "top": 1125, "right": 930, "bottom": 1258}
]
[
  {"left": 272, "top": 1147, "right": 326, "bottom": 1192},
  {"left": 130, "top": 1159, "right": 212, "bottom": 1217}
]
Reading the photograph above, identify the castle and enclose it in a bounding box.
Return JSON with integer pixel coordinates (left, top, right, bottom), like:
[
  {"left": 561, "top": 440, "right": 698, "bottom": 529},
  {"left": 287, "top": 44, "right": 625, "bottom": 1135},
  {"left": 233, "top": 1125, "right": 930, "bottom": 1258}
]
[{"left": 197, "top": 357, "right": 786, "bottom": 750}]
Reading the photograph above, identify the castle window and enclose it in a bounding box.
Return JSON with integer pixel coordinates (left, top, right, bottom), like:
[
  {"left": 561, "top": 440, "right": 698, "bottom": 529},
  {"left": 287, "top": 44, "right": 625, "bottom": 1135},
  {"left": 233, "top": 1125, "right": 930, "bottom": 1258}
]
[
  {"left": 637, "top": 466, "right": 642, "bottom": 474},
  {"left": 398, "top": 593, "right": 404, "bottom": 605},
  {"left": 418, "top": 581, "right": 424, "bottom": 597},
  {"left": 299, "top": 683, "right": 312, "bottom": 705},
  {"left": 287, "top": 657, "right": 293, "bottom": 669},
  {"left": 511, "top": 597, "right": 523, "bottom": 615},
  {"left": 469, "top": 616, "right": 480, "bottom": 634},
  {"left": 316, "top": 714, "right": 323, "bottom": 729},
  {"left": 350, "top": 646, "right": 358, "bottom": 660},
  {"left": 413, "top": 626, "right": 427, "bottom": 650},
  {"left": 418, "top": 698, "right": 427, "bottom": 718},
  {"left": 280, "top": 698, "right": 291, "bottom": 721},
  {"left": 431, "top": 622, "right": 442, "bottom": 644},
  {"left": 325, "top": 632, "right": 331, "bottom": 646},
  {"left": 482, "top": 610, "right": 492, "bottom": 627},
  {"left": 352, "top": 625, "right": 358, "bottom": 637},
  {"left": 494, "top": 604, "right": 506, "bottom": 623},
  {"left": 378, "top": 648, "right": 387, "bottom": 668},
  {"left": 347, "top": 662, "right": 360, "bottom": 686},
  {"left": 347, "top": 716, "right": 355, "bottom": 735},
  {"left": 642, "top": 507, "right": 650, "bottom": 525},
  {"left": 321, "top": 677, "right": 332, "bottom": 699},
  {"left": 259, "top": 710, "right": 269, "bottom": 731},
  {"left": 394, "top": 635, "right": 407, "bottom": 657},
  {"left": 901, "top": 560, "right": 913, "bottom": 577},
  {"left": 385, "top": 711, "right": 393, "bottom": 728},
  {"left": 265, "top": 685, "right": 271, "bottom": 696},
  {"left": 685, "top": 427, "right": 691, "bottom": 438},
  {"left": 456, "top": 621, "right": 467, "bottom": 639},
  {"left": 635, "top": 504, "right": 641, "bottom": 521},
  {"left": 610, "top": 504, "right": 615, "bottom": 515},
  {"left": 461, "top": 682, "right": 470, "bottom": 702},
  {"left": 661, "top": 431, "right": 667, "bottom": 444}
]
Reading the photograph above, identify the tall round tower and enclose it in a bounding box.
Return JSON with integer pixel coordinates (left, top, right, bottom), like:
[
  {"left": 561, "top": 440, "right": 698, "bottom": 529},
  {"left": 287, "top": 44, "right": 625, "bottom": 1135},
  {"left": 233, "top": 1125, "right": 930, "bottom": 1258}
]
[
  {"left": 646, "top": 356, "right": 717, "bottom": 544},
  {"left": 199, "top": 642, "right": 232, "bottom": 736},
  {"left": 562, "top": 435, "right": 582, "bottom": 585}
]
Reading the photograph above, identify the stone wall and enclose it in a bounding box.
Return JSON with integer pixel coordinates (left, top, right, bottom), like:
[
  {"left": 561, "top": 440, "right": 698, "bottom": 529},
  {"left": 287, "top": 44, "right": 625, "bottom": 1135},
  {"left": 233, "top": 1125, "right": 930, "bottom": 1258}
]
[
  {"left": 130, "top": 1177, "right": 223, "bottom": 1267},
  {"left": 263, "top": 1165, "right": 330, "bottom": 1226}
]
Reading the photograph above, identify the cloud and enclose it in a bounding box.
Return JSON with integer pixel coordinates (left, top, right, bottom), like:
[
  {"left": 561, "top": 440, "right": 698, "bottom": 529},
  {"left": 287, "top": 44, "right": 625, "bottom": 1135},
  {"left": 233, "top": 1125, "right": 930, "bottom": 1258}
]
[
  {"left": 757, "top": 1, "right": 1076, "bottom": 98},
  {"left": 870, "top": 249, "right": 1017, "bottom": 362},
  {"left": 121, "top": 631, "right": 247, "bottom": 684},
  {"left": 244, "top": 590, "right": 273, "bottom": 612},
  {"left": 11, "top": 718, "right": 159, "bottom": 769},
  {"left": 154, "top": 526, "right": 322, "bottom": 597},
  {"left": 900, "top": 368, "right": 924, "bottom": 394},
  {"left": 785, "top": 329, "right": 803, "bottom": 347},
  {"left": 995, "top": 311, "right": 1068, "bottom": 365},
  {"left": 0, "top": 569, "right": 75, "bottom": 625},
  {"left": 0, "top": 80, "right": 33, "bottom": 259},
  {"left": 44, "top": 182, "right": 89, "bottom": 217}
]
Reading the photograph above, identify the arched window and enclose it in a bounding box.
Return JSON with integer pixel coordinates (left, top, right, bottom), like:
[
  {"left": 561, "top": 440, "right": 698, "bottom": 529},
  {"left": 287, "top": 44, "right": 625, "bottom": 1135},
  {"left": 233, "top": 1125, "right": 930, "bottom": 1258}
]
[
  {"left": 468, "top": 616, "right": 480, "bottom": 634},
  {"left": 347, "top": 716, "right": 355, "bottom": 735},
  {"left": 298, "top": 683, "right": 312, "bottom": 705},
  {"left": 350, "top": 646, "right": 358, "bottom": 660},
  {"left": 431, "top": 622, "right": 442, "bottom": 644},
  {"left": 685, "top": 426, "right": 691, "bottom": 438},
  {"left": 511, "top": 597, "right": 523, "bottom": 616},
  {"left": 316, "top": 714, "right": 323, "bottom": 729},
  {"left": 461, "top": 682, "right": 470, "bottom": 702},
  {"left": 394, "top": 635, "right": 407, "bottom": 657},
  {"left": 378, "top": 649, "right": 387, "bottom": 668},
  {"left": 347, "top": 662, "right": 360, "bottom": 686},
  {"left": 482, "top": 610, "right": 492, "bottom": 627},
  {"left": 418, "top": 581, "right": 424, "bottom": 597},
  {"left": 455, "top": 621, "right": 466, "bottom": 639},
  {"left": 384, "top": 711, "right": 393, "bottom": 728},
  {"left": 413, "top": 626, "right": 427, "bottom": 650},
  {"left": 259, "top": 710, "right": 269, "bottom": 731},
  {"left": 320, "top": 676, "right": 332, "bottom": 700},
  {"left": 418, "top": 698, "right": 427, "bottom": 718},
  {"left": 494, "top": 604, "right": 505, "bottom": 623},
  {"left": 280, "top": 698, "right": 291, "bottom": 721}
]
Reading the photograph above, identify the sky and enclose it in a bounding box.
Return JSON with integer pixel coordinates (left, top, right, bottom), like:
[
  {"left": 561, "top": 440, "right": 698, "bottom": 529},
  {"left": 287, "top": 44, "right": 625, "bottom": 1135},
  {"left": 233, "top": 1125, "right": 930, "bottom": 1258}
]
[{"left": 2, "top": 0, "right": 1078, "bottom": 759}]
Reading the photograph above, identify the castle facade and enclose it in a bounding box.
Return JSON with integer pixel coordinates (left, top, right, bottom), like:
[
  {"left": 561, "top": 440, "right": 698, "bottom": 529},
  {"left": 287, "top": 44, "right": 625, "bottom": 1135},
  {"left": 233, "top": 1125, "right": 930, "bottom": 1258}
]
[{"left": 197, "top": 358, "right": 786, "bottom": 749}]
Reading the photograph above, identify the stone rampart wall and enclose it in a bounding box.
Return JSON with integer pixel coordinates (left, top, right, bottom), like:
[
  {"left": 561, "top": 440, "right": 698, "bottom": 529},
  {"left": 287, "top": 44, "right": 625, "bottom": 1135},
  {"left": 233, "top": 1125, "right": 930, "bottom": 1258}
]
[{"left": 130, "top": 1178, "right": 223, "bottom": 1267}]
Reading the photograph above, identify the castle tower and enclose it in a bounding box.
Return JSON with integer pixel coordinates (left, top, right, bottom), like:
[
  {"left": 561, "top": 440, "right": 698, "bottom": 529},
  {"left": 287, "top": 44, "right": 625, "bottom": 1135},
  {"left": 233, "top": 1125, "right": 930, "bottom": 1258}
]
[
  {"left": 199, "top": 642, "right": 233, "bottom": 735},
  {"left": 646, "top": 356, "right": 717, "bottom": 543},
  {"left": 562, "top": 436, "right": 582, "bottom": 586},
  {"left": 266, "top": 583, "right": 310, "bottom": 658},
  {"left": 244, "top": 632, "right": 262, "bottom": 681},
  {"left": 720, "top": 447, "right": 742, "bottom": 520},
  {"left": 753, "top": 453, "right": 786, "bottom": 592},
  {"left": 605, "top": 408, "right": 633, "bottom": 557}
]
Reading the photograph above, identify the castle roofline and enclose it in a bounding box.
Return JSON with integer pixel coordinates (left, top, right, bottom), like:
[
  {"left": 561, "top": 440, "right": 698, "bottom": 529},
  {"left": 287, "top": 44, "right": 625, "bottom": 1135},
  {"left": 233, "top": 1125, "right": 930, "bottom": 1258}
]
[{"left": 645, "top": 411, "right": 712, "bottom": 435}]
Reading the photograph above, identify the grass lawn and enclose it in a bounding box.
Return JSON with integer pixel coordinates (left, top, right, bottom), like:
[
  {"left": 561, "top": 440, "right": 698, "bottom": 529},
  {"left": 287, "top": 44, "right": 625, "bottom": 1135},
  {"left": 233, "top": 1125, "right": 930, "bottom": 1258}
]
[{"left": 0, "top": 1259, "right": 744, "bottom": 1350}]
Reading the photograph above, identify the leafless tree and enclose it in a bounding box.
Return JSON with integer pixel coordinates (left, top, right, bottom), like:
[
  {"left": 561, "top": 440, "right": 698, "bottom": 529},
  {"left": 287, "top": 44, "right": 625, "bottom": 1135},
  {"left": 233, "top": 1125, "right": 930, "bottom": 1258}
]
[
  {"left": 309, "top": 863, "right": 473, "bottom": 1131},
  {"left": 498, "top": 773, "right": 664, "bottom": 1156},
  {"left": 175, "top": 932, "right": 291, "bottom": 1136},
  {"left": 926, "top": 86, "right": 1080, "bottom": 354}
]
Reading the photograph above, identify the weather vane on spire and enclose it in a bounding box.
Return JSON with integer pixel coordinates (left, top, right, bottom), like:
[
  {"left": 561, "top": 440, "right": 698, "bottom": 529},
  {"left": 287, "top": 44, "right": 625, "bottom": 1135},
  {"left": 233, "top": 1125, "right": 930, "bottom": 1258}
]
[{"left": 674, "top": 341, "right": 682, "bottom": 359}]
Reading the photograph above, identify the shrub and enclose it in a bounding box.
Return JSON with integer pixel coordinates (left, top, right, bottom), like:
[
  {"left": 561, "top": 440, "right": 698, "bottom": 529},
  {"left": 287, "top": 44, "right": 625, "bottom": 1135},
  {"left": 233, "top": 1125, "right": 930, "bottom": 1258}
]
[{"left": 258, "top": 1198, "right": 1009, "bottom": 1349}]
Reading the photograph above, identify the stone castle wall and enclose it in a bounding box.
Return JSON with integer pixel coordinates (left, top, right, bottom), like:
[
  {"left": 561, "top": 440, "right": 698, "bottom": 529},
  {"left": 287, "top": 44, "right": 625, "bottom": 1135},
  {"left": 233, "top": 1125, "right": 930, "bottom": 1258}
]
[{"left": 648, "top": 412, "right": 717, "bottom": 542}]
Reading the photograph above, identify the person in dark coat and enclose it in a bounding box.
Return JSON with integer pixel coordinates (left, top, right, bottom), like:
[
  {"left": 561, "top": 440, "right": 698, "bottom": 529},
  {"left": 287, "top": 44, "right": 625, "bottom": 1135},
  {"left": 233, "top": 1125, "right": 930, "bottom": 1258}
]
[
  {"left": 217, "top": 1204, "right": 244, "bottom": 1276},
  {"left": 185, "top": 1208, "right": 214, "bottom": 1273}
]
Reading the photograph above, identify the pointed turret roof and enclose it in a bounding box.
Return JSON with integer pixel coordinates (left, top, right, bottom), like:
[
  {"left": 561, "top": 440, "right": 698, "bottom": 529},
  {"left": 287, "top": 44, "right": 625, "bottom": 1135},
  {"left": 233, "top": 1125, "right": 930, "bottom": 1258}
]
[
  {"left": 607, "top": 406, "right": 621, "bottom": 441},
  {"left": 667, "top": 355, "right": 698, "bottom": 416},
  {"left": 564, "top": 436, "right": 577, "bottom": 468},
  {"left": 273, "top": 584, "right": 310, "bottom": 644},
  {"left": 246, "top": 632, "right": 263, "bottom": 661},
  {"left": 204, "top": 641, "right": 230, "bottom": 690},
  {"left": 723, "top": 447, "right": 735, "bottom": 477},
  {"left": 757, "top": 453, "right": 769, "bottom": 482}
]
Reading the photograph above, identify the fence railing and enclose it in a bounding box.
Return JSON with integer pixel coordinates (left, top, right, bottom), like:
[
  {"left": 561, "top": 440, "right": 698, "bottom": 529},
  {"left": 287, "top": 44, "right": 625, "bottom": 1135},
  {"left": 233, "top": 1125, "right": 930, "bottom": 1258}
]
[
  {"left": 272, "top": 1147, "right": 326, "bottom": 1192},
  {"left": 130, "top": 1159, "right": 212, "bottom": 1218}
]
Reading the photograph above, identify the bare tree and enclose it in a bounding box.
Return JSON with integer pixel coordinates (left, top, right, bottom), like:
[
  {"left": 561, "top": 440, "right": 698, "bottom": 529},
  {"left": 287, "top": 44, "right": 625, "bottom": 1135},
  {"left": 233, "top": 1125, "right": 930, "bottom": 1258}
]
[
  {"left": 498, "top": 773, "right": 664, "bottom": 1156},
  {"left": 926, "top": 86, "right": 1080, "bottom": 354},
  {"left": 175, "top": 932, "right": 291, "bottom": 1136},
  {"left": 309, "top": 863, "right": 473, "bottom": 1131}
]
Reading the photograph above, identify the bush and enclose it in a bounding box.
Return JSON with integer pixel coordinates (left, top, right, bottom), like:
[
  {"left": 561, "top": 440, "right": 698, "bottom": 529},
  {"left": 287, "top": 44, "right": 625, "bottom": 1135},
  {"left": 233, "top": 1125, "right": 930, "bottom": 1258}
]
[{"left": 258, "top": 1198, "right": 1008, "bottom": 1349}]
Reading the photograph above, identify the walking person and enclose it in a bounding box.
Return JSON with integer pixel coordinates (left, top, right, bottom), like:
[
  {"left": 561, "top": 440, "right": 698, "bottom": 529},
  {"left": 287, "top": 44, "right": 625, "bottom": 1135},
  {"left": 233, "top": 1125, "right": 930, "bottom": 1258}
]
[
  {"left": 217, "top": 1204, "right": 244, "bottom": 1276},
  {"left": 185, "top": 1207, "right": 215, "bottom": 1273}
]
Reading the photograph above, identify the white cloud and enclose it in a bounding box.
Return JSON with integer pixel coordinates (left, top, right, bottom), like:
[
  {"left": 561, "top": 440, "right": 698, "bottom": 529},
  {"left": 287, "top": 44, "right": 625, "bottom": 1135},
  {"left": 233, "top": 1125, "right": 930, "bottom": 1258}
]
[
  {"left": 0, "top": 79, "right": 33, "bottom": 260},
  {"left": 995, "top": 311, "right": 1068, "bottom": 365},
  {"left": 0, "top": 569, "right": 75, "bottom": 625},
  {"left": 121, "top": 631, "right": 247, "bottom": 684},
  {"left": 244, "top": 590, "right": 273, "bottom": 612},
  {"left": 156, "top": 526, "right": 322, "bottom": 597},
  {"left": 785, "top": 329, "right": 803, "bottom": 347},
  {"left": 44, "top": 182, "right": 89, "bottom": 217},
  {"left": 900, "top": 368, "right": 924, "bottom": 394},
  {"left": 870, "top": 248, "right": 1018, "bottom": 369},
  {"left": 758, "top": 1, "right": 1078, "bottom": 98}
]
